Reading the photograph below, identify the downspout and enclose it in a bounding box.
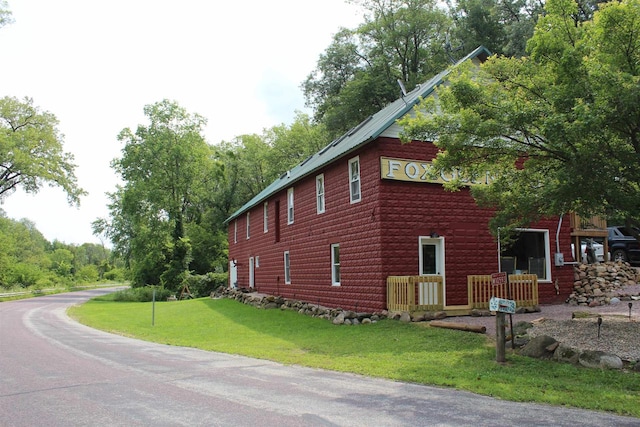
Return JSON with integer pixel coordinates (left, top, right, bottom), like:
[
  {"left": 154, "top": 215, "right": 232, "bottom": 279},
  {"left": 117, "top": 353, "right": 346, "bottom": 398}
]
[
  {"left": 556, "top": 214, "right": 563, "bottom": 255},
  {"left": 555, "top": 214, "right": 564, "bottom": 294},
  {"left": 497, "top": 228, "right": 501, "bottom": 271}
]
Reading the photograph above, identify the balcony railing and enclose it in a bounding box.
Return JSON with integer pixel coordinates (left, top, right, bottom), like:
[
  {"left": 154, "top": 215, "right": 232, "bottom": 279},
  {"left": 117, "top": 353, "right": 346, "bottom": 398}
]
[{"left": 569, "top": 213, "right": 607, "bottom": 237}]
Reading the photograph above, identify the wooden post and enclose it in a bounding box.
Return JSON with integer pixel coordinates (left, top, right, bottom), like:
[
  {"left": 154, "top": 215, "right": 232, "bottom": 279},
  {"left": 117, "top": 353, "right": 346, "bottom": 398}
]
[{"left": 496, "top": 312, "right": 506, "bottom": 363}]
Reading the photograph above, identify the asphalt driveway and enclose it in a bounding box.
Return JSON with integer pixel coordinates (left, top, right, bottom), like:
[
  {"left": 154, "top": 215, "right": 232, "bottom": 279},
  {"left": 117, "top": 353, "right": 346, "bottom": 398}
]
[{"left": 0, "top": 289, "right": 638, "bottom": 426}]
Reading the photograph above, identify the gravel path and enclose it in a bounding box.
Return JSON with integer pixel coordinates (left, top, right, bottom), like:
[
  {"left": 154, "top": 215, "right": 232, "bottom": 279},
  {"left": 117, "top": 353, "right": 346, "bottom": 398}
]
[{"left": 440, "top": 285, "right": 640, "bottom": 362}]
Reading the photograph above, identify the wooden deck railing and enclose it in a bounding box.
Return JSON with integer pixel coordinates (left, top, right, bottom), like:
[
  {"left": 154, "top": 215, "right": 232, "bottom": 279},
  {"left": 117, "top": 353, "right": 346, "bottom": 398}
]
[
  {"left": 468, "top": 274, "right": 538, "bottom": 309},
  {"left": 387, "top": 274, "right": 538, "bottom": 313},
  {"left": 387, "top": 275, "right": 444, "bottom": 312},
  {"left": 569, "top": 213, "right": 607, "bottom": 237}
]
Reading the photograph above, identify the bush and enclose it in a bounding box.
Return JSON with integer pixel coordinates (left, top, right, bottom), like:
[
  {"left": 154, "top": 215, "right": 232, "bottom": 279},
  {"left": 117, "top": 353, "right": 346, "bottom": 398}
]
[
  {"left": 111, "top": 286, "right": 173, "bottom": 302},
  {"left": 104, "top": 267, "right": 127, "bottom": 282},
  {"left": 9, "top": 262, "right": 44, "bottom": 288},
  {"left": 75, "top": 265, "right": 99, "bottom": 283},
  {"left": 182, "top": 272, "right": 228, "bottom": 298}
]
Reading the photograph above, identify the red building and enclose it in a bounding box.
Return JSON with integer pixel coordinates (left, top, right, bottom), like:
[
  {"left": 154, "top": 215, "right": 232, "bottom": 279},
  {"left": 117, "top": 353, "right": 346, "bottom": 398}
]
[{"left": 226, "top": 47, "right": 575, "bottom": 313}]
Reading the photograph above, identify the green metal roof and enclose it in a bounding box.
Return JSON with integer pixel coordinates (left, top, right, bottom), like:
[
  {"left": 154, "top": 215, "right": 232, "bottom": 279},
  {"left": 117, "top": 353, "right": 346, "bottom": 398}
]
[{"left": 225, "top": 46, "right": 491, "bottom": 223}]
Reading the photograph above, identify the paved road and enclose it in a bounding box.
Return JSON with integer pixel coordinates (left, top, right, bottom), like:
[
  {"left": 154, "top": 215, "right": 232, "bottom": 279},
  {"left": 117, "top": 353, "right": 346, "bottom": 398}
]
[{"left": 1, "top": 289, "right": 638, "bottom": 427}]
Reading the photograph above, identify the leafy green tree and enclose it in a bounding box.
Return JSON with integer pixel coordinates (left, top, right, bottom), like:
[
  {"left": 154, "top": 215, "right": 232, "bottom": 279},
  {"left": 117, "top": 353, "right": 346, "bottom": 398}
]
[
  {"left": 304, "top": 0, "right": 452, "bottom": 137},
  {"left": 0, "top": 96, "right": 86, "bottom": 204},
  {"left": 399, "top": 0, "right": 640, "bottom": 234},
  {"left": 103, "top": 100, "right": 220, "bottom": 290},
  {"left": 0, "top": 0, "right": 12, "bottom": 29},
  {"left": 49, "top": 248, "right": 74, "bottom": 277}
]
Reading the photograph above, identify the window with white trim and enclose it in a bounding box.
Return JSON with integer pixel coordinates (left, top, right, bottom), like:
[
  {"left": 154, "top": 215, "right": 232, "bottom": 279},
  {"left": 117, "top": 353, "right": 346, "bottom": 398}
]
[
  {"left": 263, "top": 202, "right": 268, "bottom": 233},
  {"left": 316, "top": 174, "right": 325, "bottom": 214},
  {"left": 287, "top": 187, "right": 294, "bottom": 224},
  {"left": 331, "top": 244, "right": 340, "bottom": 286},
  {"left": 500, "top": 229, "right": 550, "bottom": 280},
  {"left": 234, "top": 219, "right": 237, "bottom": 244},
  {"left": 246, "top": 212, "right": 250, "bottom": 239},
  {"left": 284, "top": 251, "right": 291, "bottom": 284},
  {"left": 349, "top": 156, "right": 361, "bottom": 203}
]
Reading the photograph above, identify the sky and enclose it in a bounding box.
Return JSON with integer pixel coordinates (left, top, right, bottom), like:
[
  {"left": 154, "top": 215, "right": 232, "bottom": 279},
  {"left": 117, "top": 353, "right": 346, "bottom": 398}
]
[{"left": 0, "top": 0, "right": 363, "bottom": 246}]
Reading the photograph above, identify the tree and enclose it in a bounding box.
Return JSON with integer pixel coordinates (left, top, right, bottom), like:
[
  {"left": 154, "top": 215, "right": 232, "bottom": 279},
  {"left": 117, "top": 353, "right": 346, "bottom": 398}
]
[
  {"left": 398, "top": 0, "right": 640, "bottom": 235},
  {"left": 103, "top": 100, "right": 221, "bottom": 289},
  {"left": 0, "top": 0, "right": 12, "bottom": 29},
  {"left": 303, "top": 0, "right": 452, "bottom": 138},
  {"left": 0, "top": 96, "right": 86, "bottom": 204},
  {"left": 446, "top": 0, "right": 544, "bottom": 57}
]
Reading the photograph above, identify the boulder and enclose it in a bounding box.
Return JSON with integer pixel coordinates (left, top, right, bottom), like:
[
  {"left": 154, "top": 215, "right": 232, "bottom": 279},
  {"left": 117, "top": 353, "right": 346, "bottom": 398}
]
[
  {"left": 554, "top": 344, "right": 581, "bottom": 365},
  {"left": 332, "top": 312, "right": 345, "bottom": 325},
  {"left": 578, "top": 350, "right": 623, "bottom": 370},
  {"left": 519, "top": 335, "right": 558, "bottom": 359},
  {"left": 399, "top": 312, "right": 412, "bottom": 323}
]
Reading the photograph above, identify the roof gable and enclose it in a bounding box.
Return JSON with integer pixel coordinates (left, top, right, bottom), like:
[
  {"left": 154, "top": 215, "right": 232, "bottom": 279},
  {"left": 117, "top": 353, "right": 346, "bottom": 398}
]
[{"left": 226, "top": 46, "right": 491, "bottom": 223}]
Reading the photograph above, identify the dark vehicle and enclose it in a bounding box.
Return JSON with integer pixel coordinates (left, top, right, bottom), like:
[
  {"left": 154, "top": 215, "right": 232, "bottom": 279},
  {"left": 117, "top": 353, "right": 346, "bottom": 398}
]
[{"left": 607, "top": 226, "right": 640, "bottom": 264}]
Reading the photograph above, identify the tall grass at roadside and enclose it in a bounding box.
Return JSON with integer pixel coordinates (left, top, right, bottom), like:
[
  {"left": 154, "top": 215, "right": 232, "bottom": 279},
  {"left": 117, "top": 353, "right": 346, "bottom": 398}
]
[{"left": 69, "top": 296, "right": 640, "bottom": 417}]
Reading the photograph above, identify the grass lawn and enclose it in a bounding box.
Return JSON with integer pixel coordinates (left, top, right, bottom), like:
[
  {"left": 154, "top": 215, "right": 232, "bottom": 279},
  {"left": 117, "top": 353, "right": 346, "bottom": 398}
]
[{"left": 68, "top": 296, "right": 640, "bottom": 418}]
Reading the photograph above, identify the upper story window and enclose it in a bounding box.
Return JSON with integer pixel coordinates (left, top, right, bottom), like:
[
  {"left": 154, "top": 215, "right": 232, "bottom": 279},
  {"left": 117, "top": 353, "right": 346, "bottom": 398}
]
[
  {"left": 234, "top": 219, "right": 238, "bottom": 244},
  {"left": 246, "top": 212, "right": 250, "bottom": 239},
  {"left": 349, "top": 156, "right": 361, "bottom": 203},
  {"left": 287, "top": 187, "right": 294, "bottom": 224},
  {"left": 316, "top": 174, "right": 325, "bottom": 214},
  {"left": 263, "top": 202, "right": 268, "bottom": 233}
]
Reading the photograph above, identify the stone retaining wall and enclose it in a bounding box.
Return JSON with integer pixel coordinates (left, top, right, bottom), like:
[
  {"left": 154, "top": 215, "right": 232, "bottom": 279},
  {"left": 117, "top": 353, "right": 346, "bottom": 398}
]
[
  {"left": 567, "top": 262, "right": 640, "bottom": 306},
  {"left": 213, "top": 287, "right": 387, "bottom": 325}
]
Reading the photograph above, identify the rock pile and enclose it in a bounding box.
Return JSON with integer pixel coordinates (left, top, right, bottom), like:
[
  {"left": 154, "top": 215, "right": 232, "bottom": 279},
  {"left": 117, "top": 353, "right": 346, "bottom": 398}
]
[
  {"left": 567, "top": 262, "right": 640, "bottom": 306},
  {"left": 213, "top": 287, "right": 386, "bottom": 325},
  {"left": 519, "top": 335, "right": 627, "bottom": 370}
]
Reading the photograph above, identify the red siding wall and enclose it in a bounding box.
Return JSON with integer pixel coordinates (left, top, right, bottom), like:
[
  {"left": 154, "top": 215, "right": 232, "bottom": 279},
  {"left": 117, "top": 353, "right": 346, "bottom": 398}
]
[
  {"left": 228, "top": 145, "right": 386, "bottom": 311},
  {"left": 375, "top": 137, "right": 574, "bottom": 306},
  {"left": 227, "top": 137, "right": 576, "bottom": 312}
]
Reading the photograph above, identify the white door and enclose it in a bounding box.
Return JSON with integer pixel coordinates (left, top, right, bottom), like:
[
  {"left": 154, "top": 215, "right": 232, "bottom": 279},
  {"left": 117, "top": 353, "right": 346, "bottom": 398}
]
[
  {"left": 249, "top": 257, "right": 255, "bottom": 288},
  {"left": 418, "top": 237, "right": 445, "bottom": 305},
  {"left": 229, "top": 261, "right": 238, "bottom": 288}
]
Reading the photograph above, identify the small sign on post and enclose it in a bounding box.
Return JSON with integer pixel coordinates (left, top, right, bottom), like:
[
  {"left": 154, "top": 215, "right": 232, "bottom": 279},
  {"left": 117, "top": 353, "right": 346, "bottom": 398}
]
[
  {"left": 491, "top": 271, "right": 507, "bottom": 287},
  {"left": 490, "top": 271, "right": 516, "bottom": 363}
]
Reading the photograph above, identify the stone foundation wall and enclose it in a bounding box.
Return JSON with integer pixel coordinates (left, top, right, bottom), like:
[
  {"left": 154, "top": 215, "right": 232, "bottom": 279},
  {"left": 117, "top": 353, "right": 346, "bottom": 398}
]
[{"left": 213, "top": 287, "right": 387, "bottom": 325}]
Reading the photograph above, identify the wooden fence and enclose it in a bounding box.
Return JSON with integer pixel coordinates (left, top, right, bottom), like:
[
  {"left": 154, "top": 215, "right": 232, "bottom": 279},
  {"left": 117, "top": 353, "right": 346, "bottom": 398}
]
[
  {"left": 387, "top": 274, "right": 538, "bottom": 313},
  {"left": 468, "top": 274, "right": 539, "bottom": 309},
  {"left": 387, "top": 275, "right": 444, "bottom": 312}
]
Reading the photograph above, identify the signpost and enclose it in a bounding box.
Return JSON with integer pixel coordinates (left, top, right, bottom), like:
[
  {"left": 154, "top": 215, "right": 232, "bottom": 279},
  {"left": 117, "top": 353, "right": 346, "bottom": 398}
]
[{"left": 490, "top": 272, "right": 516, "bottom": 363}]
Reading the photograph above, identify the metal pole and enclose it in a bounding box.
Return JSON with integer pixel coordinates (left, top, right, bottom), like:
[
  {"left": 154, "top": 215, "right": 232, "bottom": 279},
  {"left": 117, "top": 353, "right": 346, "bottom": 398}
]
[
  {"left": 152, "top": 287, "right": 156, "bottom": 326},
  {"left": 507, "top": 275, "right": 515, "bottom": 349}
]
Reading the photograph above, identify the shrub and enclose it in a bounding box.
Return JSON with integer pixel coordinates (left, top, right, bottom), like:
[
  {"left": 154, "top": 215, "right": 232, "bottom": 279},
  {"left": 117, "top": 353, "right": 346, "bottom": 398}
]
[
  {"left": 111, "top": 286, "right": 172, "bottom": 302},
  {"left": 75, "top": 265, "right": 100, "bottom": 283},
  {"left": 182, "top": 272, "right": 227, "bottom": 297},
  {"left": 104, "top": 267, "right": 127, "bottom": 282}
]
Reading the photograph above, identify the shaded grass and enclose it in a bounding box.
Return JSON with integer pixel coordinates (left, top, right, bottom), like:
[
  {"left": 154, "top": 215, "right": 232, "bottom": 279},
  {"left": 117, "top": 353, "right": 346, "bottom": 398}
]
[{"left": 69, "top": 297, "right": 640, "bottom": 418}]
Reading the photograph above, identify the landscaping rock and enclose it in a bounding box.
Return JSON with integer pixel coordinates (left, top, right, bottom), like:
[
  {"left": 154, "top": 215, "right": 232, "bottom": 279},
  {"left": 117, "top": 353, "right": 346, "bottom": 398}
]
[
  {"left": 214, "top": 287, "right": 387, "bottom": 326},
  {"left": 579, "top": 350, "right": 623, "bottom": 370},
  {"left": 568, "top": 262, "right": 639, "bottom": 306},
  {"left": 399, "top": 312, "right": 412, "bottom": 323},
  {"left": 513, "top": 321, "right": 533, "bottom": 336},
  {"left": 554, "top": 344, "right": 581, "bottom": 365},
  {"left": 519, "top": 335, "right": 558, "bottom": 359}
]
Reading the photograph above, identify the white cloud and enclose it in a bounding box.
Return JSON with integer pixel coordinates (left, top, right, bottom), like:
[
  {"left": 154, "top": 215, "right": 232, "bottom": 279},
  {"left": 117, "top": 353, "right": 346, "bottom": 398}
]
[{"left": 0, "top": 0, "right": 362, "bottom": 245}]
